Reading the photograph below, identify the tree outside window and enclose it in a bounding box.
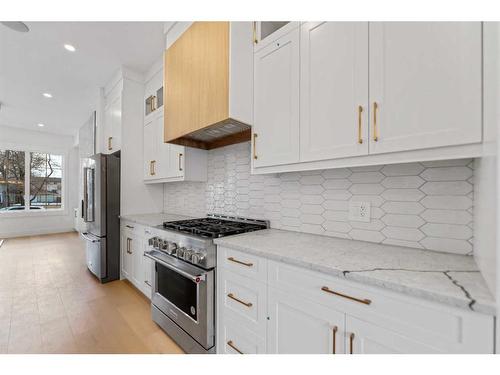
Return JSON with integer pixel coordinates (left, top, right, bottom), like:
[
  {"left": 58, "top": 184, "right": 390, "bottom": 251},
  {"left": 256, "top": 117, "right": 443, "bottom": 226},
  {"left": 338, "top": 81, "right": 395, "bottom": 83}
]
[
  {"left": 0, "top": 150, "right": 25, "bottom": 210},
  {"left": 30, "top": 153, "right": 63, "bottom": 209},
  {"left": 0, "top": 149, "right": 63, "bottom": 212}
]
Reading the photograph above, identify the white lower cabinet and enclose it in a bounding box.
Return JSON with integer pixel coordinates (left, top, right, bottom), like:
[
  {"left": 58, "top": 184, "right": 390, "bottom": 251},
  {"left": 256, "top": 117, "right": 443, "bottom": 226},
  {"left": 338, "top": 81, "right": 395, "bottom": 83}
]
[
  {"left": 216, "top": 246, "right": 494, "bottom": 354},
  {"left": 267, "top": 287, "right": 344, "bottom": 354},
  {"left": 120, "top": 222, "right": 153, "bottom": 299},
  {"left": 344, "top": 315, "right": 440, "bottom": 354}
]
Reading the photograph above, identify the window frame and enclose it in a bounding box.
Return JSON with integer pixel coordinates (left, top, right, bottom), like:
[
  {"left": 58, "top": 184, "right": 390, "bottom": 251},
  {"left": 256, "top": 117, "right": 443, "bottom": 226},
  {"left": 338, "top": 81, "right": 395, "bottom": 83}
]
[{"left": 0, "top": 145, "right": 67, "bottom": 217}]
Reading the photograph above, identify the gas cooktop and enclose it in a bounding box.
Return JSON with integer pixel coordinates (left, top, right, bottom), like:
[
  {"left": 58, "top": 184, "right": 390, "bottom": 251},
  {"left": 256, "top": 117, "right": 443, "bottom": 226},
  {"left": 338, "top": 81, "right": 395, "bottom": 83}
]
[{"left": 162, "top": 215, "right": 269, "bottom": 239}]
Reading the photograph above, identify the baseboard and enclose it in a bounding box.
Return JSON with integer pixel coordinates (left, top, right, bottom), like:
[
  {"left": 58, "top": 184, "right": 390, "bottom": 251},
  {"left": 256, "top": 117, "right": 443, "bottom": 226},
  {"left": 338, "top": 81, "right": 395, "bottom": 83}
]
[{"left": 0, "top": 227, "right": 76, "bottom": 239}]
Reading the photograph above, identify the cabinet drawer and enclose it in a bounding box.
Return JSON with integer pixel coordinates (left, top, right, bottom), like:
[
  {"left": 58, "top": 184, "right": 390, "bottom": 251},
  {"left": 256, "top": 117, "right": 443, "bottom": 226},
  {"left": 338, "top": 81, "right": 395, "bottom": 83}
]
[
  {"left": 219, "top": 268, "right": 267, "bottom": 337},
  {"left": 121, "top": 222, "right": 141, "bottom": 236},
  {"left": 268, "top": 260, "right": 494, "bottom": 353},
  {"left": 218, "top": 247, "right": 267, "bottom": 281},
  {"left": 218, "top": 316, "right": 266, "bottom": 354}
]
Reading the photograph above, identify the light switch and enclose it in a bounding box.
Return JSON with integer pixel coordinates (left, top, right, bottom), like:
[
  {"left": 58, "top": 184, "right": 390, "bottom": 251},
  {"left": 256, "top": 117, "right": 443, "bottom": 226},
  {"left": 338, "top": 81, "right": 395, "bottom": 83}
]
[{"left": 349, "top": 201, "right": 371, "bottom": 222}]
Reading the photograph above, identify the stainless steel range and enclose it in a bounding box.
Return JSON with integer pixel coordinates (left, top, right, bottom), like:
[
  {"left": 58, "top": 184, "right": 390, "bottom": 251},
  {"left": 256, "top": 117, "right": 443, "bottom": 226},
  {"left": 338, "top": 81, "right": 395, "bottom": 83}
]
[{"left": 145, "top": 214, "right": 269, "bottom": 354}]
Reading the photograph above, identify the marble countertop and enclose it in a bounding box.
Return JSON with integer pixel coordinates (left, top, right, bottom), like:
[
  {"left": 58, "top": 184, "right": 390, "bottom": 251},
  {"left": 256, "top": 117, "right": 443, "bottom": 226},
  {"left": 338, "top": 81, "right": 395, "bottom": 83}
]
[
  {"left": 119, "top": 212, "right": 194, "bottom": 227},
  {"left": 214, "top": 229, "right": 495, "bottom": 315}
]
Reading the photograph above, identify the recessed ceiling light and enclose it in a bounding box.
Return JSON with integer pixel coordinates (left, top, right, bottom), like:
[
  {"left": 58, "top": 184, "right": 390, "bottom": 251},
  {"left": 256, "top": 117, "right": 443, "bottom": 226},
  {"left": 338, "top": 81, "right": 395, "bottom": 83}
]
[
  {"left": 37, "top": 123, "right": 45, "bottom": 127},
  {"left": 64, "top": 44, "right": 76, "bottom": 52},
  {"left": 42, "top": 93, "right": 52, "bottom": 98}
]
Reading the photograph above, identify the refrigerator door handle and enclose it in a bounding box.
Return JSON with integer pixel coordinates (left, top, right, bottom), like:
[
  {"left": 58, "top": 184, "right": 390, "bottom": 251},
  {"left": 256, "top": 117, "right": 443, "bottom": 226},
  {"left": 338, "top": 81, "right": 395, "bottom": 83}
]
[{"left": 81, "top": 232, "right": 100, "bottom": 243}]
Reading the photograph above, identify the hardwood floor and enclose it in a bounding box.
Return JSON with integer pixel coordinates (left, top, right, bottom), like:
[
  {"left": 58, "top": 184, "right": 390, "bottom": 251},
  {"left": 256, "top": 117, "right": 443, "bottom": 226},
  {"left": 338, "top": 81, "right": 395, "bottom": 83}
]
[{"left": 0, "top": 232, "right": 184, "bottom": 354}]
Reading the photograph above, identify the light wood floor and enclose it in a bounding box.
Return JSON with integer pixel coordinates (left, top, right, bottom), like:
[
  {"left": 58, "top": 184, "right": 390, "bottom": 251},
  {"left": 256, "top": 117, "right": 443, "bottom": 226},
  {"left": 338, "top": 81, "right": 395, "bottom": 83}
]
[{"left": 0, "top": 232, "right": 184, "bottom": 354}]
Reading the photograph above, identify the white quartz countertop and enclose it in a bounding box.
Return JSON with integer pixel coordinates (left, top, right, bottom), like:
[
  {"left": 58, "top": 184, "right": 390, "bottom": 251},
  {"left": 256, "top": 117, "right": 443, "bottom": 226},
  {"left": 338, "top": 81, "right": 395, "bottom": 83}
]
[
  {"left": 120, "top": 212, "right": 195, "bottom": 227},
  {"left": 214, "top": 229, "right": 495, "bottom": 315}
]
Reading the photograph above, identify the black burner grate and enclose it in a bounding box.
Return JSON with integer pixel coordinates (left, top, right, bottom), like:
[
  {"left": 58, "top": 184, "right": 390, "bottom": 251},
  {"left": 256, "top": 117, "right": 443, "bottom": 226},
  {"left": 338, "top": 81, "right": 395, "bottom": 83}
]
[{"left": 162, "top": 217, "right": 268, "bottom": 238}]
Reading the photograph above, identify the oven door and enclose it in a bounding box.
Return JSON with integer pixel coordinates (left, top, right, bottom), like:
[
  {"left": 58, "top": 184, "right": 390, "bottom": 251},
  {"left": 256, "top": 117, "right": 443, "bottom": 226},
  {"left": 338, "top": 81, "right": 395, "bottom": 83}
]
[{"left": 145, "top": 250, "right": 214, "bottom": 349}]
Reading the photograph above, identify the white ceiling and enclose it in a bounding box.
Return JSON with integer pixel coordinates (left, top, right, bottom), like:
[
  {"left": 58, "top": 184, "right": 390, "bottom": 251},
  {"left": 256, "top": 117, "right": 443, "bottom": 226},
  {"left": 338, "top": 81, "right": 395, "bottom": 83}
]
[{"left": 0, "top": 22, "right": 166, "bottom": 136}]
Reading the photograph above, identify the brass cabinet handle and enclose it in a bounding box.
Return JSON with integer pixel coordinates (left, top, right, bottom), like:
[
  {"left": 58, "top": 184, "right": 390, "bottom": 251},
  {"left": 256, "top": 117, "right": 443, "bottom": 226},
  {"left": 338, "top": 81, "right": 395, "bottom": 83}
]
[
  {"left": 151, "top": 160, "right": 156, "bottom": 176},
  {"left": 125, "top": 225, "right": 134, "bottom": 229},
  {"left": 152, "top": 95, "right": 157, "bottom": 111},
  {"left": 178, "top": 153, "right": 183, "bottom": 171},
  {"left": 126, "top": 238, "right": 132, "bottom": 254},
  {"left": 252, "top": 21, "right": 258, "bottom": 44},
  {"left": 149, "top": 161, "right": 153, "bottom": 176},
  {"left": 108, "top": 137, "right": 113, "bottom": 151},
  {"left": 349, "top": 333, "right": 355, "bottom": 354},
  {"left": 227, "top": 293, "right": 253, "bottom": 308},
  {"left": 332, "top": 326, "right": 338, "bottom": 354},
  {"left": 227, "top": 257, "right": 253, "bottom": 267},
  {"left": 321, "top": 286, "right": 371, "bottom": 305},
  {"left": 227, "top": 340, "right": 243, "bottom": 354},
  {"left": 357, "top": 105, "right": 363, "bottom": 144},
  {"left": 372, "top": 102, "right": 379, "bottom": 142},
  {"left": 252, "top": 133, "right": 258, "bottom": 160}
]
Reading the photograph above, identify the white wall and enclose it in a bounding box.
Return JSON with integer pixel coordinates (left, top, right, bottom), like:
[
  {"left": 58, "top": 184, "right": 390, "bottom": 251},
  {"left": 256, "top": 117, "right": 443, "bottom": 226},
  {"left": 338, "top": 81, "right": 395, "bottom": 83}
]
[{"left": 0, "top": 125, "right": 79, "bottom": 237}]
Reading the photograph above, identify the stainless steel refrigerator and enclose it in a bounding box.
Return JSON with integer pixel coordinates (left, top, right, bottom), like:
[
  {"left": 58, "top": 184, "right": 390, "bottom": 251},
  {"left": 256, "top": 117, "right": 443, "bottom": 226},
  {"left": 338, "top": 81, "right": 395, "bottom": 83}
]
[{"left": 80, "top": 153, "right": 120, "bottom": 283}]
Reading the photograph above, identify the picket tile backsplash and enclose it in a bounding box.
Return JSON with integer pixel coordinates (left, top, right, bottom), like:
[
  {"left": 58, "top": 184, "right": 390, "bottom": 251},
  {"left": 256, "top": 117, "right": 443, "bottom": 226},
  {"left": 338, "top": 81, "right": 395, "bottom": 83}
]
[{"left": 164, "top": 142, "right": 474, "bottom": 255}]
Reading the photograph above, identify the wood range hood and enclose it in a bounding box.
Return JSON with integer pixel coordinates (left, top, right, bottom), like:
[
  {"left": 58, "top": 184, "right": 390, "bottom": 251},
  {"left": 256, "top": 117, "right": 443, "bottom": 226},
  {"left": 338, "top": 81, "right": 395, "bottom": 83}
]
[{"left": 164, "top": 22, "right": 253, "bottom": 150}]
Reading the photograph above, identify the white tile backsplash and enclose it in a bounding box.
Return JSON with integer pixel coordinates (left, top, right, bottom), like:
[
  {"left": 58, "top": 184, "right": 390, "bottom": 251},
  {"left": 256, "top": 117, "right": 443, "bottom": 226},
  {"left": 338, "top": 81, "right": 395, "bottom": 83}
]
[{"left": 163, "top": 141, "right": 474, "bottom": 255}]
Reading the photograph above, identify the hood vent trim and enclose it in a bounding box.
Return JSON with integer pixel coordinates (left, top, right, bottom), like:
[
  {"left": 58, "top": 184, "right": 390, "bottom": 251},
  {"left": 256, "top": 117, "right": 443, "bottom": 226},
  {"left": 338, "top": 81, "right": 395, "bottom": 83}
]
[{"left": 166, "top": 118, "right": 251, "bottom": 150}]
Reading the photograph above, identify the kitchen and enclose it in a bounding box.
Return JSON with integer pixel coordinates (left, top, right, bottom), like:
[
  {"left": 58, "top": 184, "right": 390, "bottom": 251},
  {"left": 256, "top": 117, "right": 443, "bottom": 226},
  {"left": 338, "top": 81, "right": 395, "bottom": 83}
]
[{"left": 0, "top": 5, "right": 499, "bottom": 369}]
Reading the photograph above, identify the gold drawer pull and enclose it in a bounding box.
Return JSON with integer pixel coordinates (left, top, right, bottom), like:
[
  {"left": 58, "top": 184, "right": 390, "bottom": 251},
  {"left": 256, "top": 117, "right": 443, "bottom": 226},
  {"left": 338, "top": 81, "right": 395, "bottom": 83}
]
[
  {"left": 321, "top": 286, "right": 371, "bottom": 305},
  {"left": 349, "top": 333, "right": 355, "bottom": 354},
  {"left": 227, "top": 293, "right": 253, "bottom": 308},
  {"left": 227, "top": 257, "right": 253, "bottom": 267},
  {"left": 357, "top": 105, "right": 363, "bottom": 144},
  {"left": 227, "top": 340, "right": 243, "bottom": 354},
  {"left": 332, "top": 326, "right": 338, "bottom": 354},
  {"left": 252, "top": 22, "right": 258, "bottom": 44},
  {"left": 151, "top": 160, "right": 156, "bottom": 176},
  {"left": 372, "top": 101, "right": 379, "bottom": 142},
  {"left": 108, "top": 136, "right": 113, "bottom": 150},
  {"left": 252, "top": 133, "right": 258, "bottom": 160}
]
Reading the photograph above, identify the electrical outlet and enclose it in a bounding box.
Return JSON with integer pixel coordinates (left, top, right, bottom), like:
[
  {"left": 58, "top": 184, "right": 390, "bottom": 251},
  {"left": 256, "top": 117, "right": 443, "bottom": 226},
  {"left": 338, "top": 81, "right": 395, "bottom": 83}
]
[{"left": 349, "top": 201, "right": 371, "bottom": 222}]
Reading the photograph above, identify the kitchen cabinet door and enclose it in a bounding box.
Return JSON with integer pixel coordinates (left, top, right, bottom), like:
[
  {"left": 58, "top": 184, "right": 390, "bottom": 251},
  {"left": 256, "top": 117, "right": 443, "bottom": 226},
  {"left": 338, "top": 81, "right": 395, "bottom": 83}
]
[
  {"left": 167, "top": 143, "right": 185, "bottom": 179},
  {"left": 345, "top": 315, "right": 441, "bottom": 354},
  {"left": 300, "top": 22, "right": 369, "bottom": 162},
  {"left": 143, "top": 119, "right": 157, "bottom": 180},
  {"left": 131, "top": 236, "right": 143, "bottom": 287},
  {"left": 142, "top": 251, "right": 153, "bottom": 297},
  {"left": 267, "top": 287, "right": 345, "bottom": 354},
  {"left": 369, "top": 22, "right": 482, "bottom": 154},
  {"left": 120, "top": 233, "right": 133, "bottom": 280},
  {"left": 104, "top": 94, "right": 122, "bottom": 153},
  {"left": 253, "top": 26, "right": 300, "bottom": 168}
]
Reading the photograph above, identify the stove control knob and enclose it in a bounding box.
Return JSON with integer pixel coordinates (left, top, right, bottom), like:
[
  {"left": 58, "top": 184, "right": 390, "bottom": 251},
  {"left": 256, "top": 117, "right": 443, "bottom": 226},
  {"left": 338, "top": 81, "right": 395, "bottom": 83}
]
[
  {"left": 183, "top": 249, "right": 194, "bottom": 261},
  {"left": 148, "top": 237, "right": 154, "bottom": 246},
  {"left": 191, "top": 252, "right": 205, "bottom": 265},
  {"left": 176, "top": 247, "right": 186, "bottom": 258},
  {"left": 166, "top": 241, "right": 177, "bottom": 255}
]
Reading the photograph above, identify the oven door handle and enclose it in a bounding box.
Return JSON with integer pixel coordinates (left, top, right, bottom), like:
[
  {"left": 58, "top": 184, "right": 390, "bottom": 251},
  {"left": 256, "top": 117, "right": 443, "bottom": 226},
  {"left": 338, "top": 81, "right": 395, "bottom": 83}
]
[{"left": 145, "top": 252, "right": 206, "bottom": 283}]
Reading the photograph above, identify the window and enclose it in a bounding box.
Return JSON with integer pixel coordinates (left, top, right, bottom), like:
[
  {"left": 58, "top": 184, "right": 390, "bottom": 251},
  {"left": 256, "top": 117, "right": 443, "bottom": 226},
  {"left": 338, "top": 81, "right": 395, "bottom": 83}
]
[
  {"left": 30, "top": 153, "right": 63, "bottom": 210},
  {"left": 0, "top": 149, "right": 64, "bottom": 213}
]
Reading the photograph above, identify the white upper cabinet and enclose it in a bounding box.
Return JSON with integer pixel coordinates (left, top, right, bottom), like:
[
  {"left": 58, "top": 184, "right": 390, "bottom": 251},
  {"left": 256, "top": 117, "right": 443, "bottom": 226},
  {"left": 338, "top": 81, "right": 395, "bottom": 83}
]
[
  {"left": 252, "top": 22, "right": 484, "bottom": 174},
  {"left": 143, "top": 57, "right": 207, "bottom": 184},
  {"left": 103, "top": 91, "right": 122, "bottom": 154},
  {"left": 300, "top": 22, "right": 369, "bottom": 162},
  {"left": 143, "top": 118, "right": 157, "bottom": 180},
  {"left": 253, "top": 25, "right": 300, "bottom": 167},
  {"left": 369, "top": 22, "right": 482, "bottom": 154}
]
